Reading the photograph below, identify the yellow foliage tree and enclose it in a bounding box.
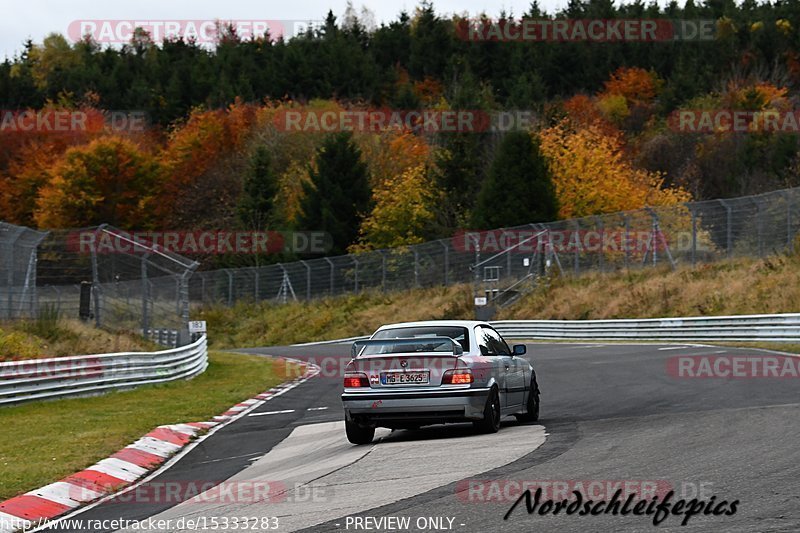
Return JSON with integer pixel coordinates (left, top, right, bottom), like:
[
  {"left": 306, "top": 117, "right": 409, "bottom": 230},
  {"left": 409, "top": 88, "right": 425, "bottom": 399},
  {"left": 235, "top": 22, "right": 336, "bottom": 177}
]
[
  {"left": 538, "top": 119, "right": 690, "bottom": 219},
  {"left": 354, "top": 164, "right": 442, "bottom": 250}
]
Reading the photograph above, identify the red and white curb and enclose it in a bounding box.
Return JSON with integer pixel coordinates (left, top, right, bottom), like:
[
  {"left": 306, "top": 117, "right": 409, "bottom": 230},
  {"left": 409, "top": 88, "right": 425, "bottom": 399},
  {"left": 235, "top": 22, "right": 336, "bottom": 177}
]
[{"left": 0, "top": 356, "right": 319, "bottom": 533}]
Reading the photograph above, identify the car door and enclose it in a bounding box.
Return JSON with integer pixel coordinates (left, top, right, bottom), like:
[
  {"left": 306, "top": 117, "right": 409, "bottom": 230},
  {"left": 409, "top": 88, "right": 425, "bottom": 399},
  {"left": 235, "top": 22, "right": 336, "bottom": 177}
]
[
  {"left": 484, "top": 326, "right": 525, "bottom": 407},
  {"left": 476, "top": 326, "right": 513, "bottom": 408}
]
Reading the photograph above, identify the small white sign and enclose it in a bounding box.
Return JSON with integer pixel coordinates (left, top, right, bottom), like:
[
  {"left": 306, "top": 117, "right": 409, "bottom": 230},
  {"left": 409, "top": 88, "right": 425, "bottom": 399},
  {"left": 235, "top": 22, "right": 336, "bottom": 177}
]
[
  {"left": 523, "top": 258, "right": 530, "bottom": 267},
  {"left": 188, "top": 320, "right": 207, "bottom": 333},
  {"left": 474, "top": 297, "right": 488, "bottom": 306}
]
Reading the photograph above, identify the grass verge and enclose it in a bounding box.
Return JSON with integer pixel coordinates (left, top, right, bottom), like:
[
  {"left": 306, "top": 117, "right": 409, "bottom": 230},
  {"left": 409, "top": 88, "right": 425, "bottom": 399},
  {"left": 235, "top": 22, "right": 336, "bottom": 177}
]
[
  {"left": 0, "top": 317, "right": 158, "bottom": 361},
  {"left": 499, "top": 254, "right": 800, "bottom": 320},
  {"left": 0, "top": 350, "right": 283, "bottom": 500},
  {"left": 196, "top": 284, "right": 475, "bottom": 348}
]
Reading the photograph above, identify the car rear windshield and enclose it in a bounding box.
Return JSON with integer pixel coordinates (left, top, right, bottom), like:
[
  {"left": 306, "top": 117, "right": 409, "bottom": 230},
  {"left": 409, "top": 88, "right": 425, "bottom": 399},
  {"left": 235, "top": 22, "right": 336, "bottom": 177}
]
[{"left": 365, "top": 326, "right": 470, "bottom": 355}]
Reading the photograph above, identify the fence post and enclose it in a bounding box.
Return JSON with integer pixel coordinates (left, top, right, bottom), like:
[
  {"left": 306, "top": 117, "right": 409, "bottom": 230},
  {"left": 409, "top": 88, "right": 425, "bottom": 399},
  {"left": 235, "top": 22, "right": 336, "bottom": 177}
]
[
  {"left": 750, "top": 197, "right": 764, "bottom": 257},
  {"left": 594, "top": 216, "right": 604, "bottom": 272},
  {"left": 91, "top": 225, "right": 106, "bottom": 327},
  {"left": 623, "top": 214, "right": 631, "bottom": 269},
  {"left": 300, "top": 260, "right": 311, "bottom": 300},
  {"left": 4, "top": 227, "right": 23, "bottom": 319},
  {"left": 352, "top": 257, "right": 359, "bottom": 293},
  {"left": 413, "top": 248, "right": 419, "bottom": 287},
  {"left": 325, "top": 257, "right": 335, "bottom": 295},
  {"left": 254, "top": 267, "right": 260, "bottom": 301},
  {"left": 719, "top": 199, "right": 733, "bottom": 259},
  {"left": 380, "top": 251, "right": 387, "bottom": 293},
  {"left": 572, "top": 221, "right": 580, "bottom": 275},
  {"left": 784, "top": 191, "right": 794, "bottom": 252},
  {"left": 689, "top": 206, "right": 697, "bottom": 266},
  {"left": 141, "top": 253, "right": 149, "bottom": 335},
  {"left": 440, "top": 240, "right": 449, "bottom": 286},
  {"left": 225, "top": 269, "right": 234, "bottom": 306}
]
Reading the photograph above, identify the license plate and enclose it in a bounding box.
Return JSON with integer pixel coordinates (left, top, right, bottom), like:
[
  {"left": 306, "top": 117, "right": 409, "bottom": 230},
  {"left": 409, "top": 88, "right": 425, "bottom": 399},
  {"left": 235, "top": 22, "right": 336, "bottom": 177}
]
[{"left": 381, "top": 371, "right": 429, "bottom": 385}]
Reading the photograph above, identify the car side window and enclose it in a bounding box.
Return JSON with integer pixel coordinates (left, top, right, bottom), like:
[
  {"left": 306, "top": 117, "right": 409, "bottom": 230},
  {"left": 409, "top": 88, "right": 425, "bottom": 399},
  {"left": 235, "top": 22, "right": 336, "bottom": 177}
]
[
  {"left": 475, "top": 326, "right": 493, "bottom": 355},
  {"left": 482, "top": 326, "right": 511, "bottom": 355}
]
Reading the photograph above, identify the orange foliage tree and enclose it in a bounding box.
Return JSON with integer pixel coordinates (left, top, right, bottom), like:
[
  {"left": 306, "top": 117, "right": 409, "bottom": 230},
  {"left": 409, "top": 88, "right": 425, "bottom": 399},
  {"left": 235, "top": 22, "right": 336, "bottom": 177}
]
[
  {"left": 155, "top": 101, "right": 257, "bottom": 227},
  {"left": 33, "top": 136, "right": 159, "bottom": 228},
  {"left": 538, "top": 119, "right": 690, "bottom": 219}
]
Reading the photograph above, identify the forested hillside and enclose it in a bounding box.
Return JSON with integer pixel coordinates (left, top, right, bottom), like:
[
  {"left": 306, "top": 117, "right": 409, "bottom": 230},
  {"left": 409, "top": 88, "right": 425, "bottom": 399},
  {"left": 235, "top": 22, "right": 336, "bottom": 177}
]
[{"left": 2, "top": 1, "right": 799, "bottom": 263}]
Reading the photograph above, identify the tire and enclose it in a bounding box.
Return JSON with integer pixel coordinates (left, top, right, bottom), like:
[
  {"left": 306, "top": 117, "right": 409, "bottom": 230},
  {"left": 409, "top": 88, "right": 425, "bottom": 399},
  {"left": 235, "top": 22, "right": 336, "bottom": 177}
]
[
  {"left": 515, "top": 378, "right": 540, "bottom": 423},
  {"left": 473, "top": 387, "right": 501, "bottom": 434},
  {"left": 345, "top": 418, "right": 375, "bottom": 445}
]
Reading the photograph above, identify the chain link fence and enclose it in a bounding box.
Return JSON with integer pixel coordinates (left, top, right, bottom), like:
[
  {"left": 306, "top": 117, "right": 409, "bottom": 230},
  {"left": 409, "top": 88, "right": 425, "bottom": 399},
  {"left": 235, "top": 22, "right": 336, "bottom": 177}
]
[
  {"left": 35, "top": 225, "right": 198, "bottom": 345},
  {"left": 192, "top": 187, "right": 800, "bottom": 309},
  {"left": 0, "top": 222, "right": 49, "bottom": 319},
  {"left": 2, "top": 186, "right": 800, "bottom": 336}
]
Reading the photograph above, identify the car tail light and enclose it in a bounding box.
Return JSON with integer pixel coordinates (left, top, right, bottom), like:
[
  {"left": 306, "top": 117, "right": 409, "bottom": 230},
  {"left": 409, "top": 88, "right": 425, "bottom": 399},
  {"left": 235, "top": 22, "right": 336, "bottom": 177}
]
[
  {"left": 442, "top": 369, "right": 473, "bottom": 384},
  {"left": 344, "top": 372, "right": 369, "bottom": 388}
]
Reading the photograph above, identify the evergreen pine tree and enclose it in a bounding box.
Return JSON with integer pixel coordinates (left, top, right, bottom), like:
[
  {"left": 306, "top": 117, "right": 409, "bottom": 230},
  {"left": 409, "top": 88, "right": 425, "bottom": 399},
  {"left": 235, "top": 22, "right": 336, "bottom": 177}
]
[
  {"left": 471, "top": 131, "right": 558, "bottom": 229},
  {"left": 298, "top": 133, "right": 371, "bottom": 254}
]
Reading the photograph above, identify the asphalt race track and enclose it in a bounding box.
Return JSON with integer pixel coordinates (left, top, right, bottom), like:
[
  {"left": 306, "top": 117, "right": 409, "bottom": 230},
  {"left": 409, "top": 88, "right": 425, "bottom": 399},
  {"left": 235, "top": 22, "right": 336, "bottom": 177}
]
[{"left": 40, "top": 342, "right": 800, "bottom": 533}]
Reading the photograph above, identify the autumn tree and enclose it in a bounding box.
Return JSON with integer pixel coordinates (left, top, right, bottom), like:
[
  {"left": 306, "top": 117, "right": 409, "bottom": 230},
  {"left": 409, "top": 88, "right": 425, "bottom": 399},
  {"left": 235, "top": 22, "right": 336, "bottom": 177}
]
[
  {"left": 538, "top": 119, "right": 690, "bottom": 219},
  {"left": 155, "top": 102, "right": 257, "bottom": 228},
  {"left": 472, "top": 131, "right": 558, "bottom": 228},
  {"left": 34, "top": 137, "right": 159, "bottom": 228},
  {"left": 298, "top": 133, "right": 371, "bottom": 255},
  {"left": 355, "top": 164, "right": 442, "bottom": 250}
]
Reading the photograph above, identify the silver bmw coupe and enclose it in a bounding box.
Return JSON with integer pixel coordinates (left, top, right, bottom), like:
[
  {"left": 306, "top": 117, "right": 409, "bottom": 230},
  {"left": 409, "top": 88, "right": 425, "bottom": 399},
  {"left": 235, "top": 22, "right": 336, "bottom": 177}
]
[{"left": 341, "top": 320, "right": 540, "bottom": 444}]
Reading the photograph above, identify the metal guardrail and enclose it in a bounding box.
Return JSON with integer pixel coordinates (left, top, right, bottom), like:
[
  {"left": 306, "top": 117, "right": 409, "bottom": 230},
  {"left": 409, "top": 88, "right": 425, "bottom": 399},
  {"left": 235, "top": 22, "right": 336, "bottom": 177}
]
[
  {"left": 491, "top": 314, "right": 800, "bottom": 342},
  {"left": 0, "top": 335, "right": 208, "bottom": 406}
]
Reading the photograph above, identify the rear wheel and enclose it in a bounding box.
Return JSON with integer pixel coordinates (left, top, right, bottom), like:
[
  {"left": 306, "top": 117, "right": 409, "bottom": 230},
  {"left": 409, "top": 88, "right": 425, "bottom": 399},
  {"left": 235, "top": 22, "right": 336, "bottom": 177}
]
[
  {"left": 515, "top": 378, "right": 540, "bottom": 423},
  {"left": 474, "top": 387, "right": 501, "bottom": 434},
  {"left": 345, "top": 419, "right": 375, "bottom": 445}
]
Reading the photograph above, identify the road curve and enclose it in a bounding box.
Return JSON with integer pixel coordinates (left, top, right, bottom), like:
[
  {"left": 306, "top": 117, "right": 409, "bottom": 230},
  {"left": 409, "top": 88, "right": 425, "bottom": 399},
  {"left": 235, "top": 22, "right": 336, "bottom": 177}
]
[{"left": 39, "top": 342, "right": 800, "bottom": 532}]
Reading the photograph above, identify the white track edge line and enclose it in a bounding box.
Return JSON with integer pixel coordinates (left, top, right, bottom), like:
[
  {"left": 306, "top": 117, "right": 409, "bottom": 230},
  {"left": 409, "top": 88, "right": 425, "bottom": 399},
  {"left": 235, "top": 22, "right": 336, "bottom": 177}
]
[{"left": 28, "top": 356, "right": 320, "bottom": 533}]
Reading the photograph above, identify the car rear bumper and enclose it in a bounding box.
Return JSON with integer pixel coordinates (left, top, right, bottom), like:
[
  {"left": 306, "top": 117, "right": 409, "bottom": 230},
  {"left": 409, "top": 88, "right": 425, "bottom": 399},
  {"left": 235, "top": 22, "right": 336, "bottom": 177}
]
[{"left": 342, "top": 387, "right": 491, "bottom": 425}]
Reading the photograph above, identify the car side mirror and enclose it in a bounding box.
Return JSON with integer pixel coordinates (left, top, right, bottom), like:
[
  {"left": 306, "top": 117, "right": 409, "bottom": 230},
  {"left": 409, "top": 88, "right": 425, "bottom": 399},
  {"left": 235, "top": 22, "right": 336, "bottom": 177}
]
[
  {"left": 513, "top": 344, "right": 527, "bottom": 356},
  {"left": 453, "top": 343, "right": 464, "bottom": 355}
]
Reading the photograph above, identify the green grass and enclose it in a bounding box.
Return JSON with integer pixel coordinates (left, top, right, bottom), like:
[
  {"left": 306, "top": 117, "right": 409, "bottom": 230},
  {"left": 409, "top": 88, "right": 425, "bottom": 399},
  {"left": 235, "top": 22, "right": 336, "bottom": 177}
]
[
  {"left": 196, "top": 284, "right": 474, "bottom": 349},
  {"left": 0, "top": 351, "right": 283, "bottom": 500}
]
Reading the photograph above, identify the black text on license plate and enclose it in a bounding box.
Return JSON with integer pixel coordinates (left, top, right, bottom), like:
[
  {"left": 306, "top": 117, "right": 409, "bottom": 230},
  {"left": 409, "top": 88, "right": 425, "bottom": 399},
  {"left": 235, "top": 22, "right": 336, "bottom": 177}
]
[{"left": 381, "top": 372, "right": 429, "bottom": 385}]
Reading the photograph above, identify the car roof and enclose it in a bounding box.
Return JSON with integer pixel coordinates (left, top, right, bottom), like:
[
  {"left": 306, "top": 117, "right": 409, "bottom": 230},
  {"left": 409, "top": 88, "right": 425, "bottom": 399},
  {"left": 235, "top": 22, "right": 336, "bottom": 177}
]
[{"left": 375, "top": 320, "right": 489, "bottom": 331}]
